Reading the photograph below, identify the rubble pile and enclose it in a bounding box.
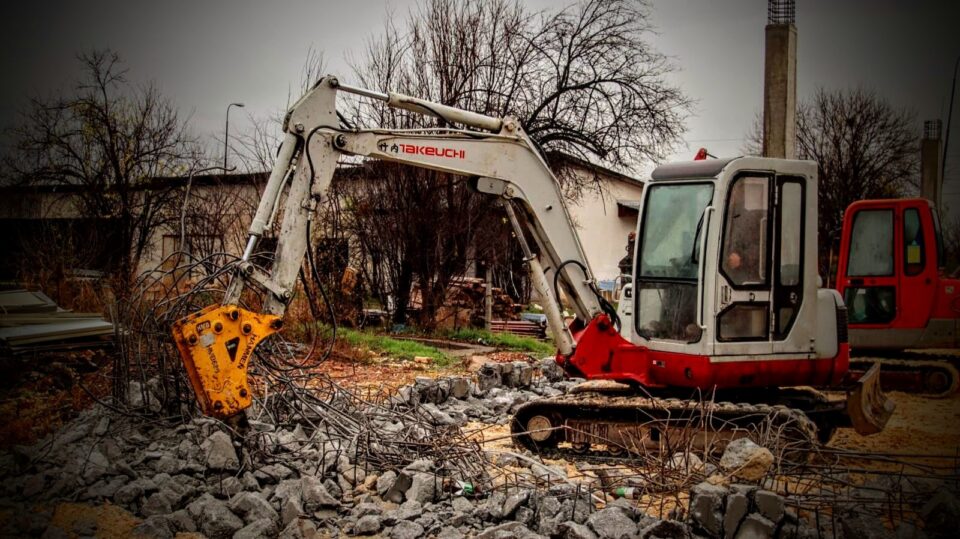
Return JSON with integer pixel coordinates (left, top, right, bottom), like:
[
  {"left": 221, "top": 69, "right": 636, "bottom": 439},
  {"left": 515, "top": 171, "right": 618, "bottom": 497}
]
[{"left": 0, "top": 358, "right": 953, "bottom": 538}]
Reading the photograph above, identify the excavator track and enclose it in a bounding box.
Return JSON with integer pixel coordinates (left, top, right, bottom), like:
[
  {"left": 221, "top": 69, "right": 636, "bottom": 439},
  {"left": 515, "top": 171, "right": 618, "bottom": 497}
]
[
  {"left": 510, "top": 390, "right": 821, "bottom": 464},
  {"left": 849, "top": 351, "right": 960, "bottom": 398}
]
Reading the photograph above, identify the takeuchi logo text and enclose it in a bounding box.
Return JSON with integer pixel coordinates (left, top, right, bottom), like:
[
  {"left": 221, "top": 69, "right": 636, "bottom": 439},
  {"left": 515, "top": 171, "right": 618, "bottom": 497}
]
[{"left": 379, "top": 142, "right": 466, "bottom": 159}]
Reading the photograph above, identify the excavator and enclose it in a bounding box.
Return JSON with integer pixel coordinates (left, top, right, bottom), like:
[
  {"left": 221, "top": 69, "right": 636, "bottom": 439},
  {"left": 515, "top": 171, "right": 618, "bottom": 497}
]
[
  {"left": 170, "top": 76, "right": 892, "bottom": 459},
  {"left": 836, "top": 198, "right": 960, "bottom": 396}
]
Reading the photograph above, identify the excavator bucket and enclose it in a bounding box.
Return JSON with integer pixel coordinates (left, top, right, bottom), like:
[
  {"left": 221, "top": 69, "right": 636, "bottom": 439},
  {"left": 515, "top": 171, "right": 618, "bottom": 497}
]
[
  {"left": 171, "top": 304, "right": 282, "bottom": 419},
  {"left": 845, "top": 362, "right": 895, "bottom": 435}
]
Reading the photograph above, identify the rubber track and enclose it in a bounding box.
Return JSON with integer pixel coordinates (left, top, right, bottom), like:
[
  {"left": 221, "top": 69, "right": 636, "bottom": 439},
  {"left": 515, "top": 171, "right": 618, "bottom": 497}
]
[
  {"left": 510, "top": 392, "right": 818, "bottom": 464},
  {"left": 849, "top": 357, "right": 960, "bottom": 398}
]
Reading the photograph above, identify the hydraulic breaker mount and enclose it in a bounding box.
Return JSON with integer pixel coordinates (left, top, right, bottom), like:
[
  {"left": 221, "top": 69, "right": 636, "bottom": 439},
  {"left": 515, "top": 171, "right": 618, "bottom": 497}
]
[{"left": 171, "top": 305, "right": 282, "bottom": 418}]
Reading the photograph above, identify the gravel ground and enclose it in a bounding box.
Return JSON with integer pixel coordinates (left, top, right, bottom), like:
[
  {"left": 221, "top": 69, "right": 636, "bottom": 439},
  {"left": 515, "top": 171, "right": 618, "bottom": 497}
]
[{"left": 1, "top": 355, "right": 958, "bottom": 538}]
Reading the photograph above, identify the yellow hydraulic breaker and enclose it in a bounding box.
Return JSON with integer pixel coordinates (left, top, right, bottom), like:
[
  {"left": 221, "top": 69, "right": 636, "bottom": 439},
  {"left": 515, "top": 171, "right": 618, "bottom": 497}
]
[{"left": 171, "top": 305, "right": 282, "bottom": 419}]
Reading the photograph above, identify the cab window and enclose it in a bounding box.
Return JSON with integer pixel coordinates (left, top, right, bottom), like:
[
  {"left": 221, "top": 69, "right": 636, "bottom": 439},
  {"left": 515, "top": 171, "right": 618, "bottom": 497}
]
[
  {"left": 903, "top": 208, "right": 925, "bottom": 276},
  {"left": 845, "top": 286, "right": 896, "bottom": 324},
  {"left": 847, "top": 209, "right": 893, "bottom": 277},
  {"left": 720, "top": 176, "right": 769, "bottom": 287},
  {"left": 635, "top": 182, "right": 714, "bottom": 343}
]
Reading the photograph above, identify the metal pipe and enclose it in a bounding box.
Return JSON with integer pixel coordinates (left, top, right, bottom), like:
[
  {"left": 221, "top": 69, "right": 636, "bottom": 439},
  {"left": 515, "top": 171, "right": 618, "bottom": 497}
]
[
  {"left": 335, "top": 82, "right": 390, "bottom": 102},
  {"left": 504, "top": 201, "right": 535, "bottom": 260},
  {"left": 244, "top": 131, "right": 299, "bottom": 261},
  {"left": 503, "top": 202, "right": 574, "bottom": 356},
  {"left": 942, "top": 54, "right": 959, "bottom": 210},
  {"left": 334, "top": 80, "right": 503, "bottom": 132},
  {"left": 241, "top": 235, "right": 258, "bottom": 262},
  {"left": 224, "top": 102, "right": 245, "bottom": 170},
  {"left": 387, "top": 93, "right": 503, "bottom": 132}
]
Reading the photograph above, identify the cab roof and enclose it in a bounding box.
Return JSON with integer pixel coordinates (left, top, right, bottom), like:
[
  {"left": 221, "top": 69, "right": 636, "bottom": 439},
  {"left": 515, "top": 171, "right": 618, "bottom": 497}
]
[{"left": 650, "top": 157, "right": 739, "bottom": 181}]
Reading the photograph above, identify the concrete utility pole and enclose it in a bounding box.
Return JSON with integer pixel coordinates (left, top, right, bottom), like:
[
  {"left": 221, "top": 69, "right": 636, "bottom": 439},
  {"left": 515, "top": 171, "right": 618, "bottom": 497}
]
[
  {"left": 763, "top": 0, "right": 797, "bottom": 159},
  {"left": 921, "top": 120, "right": 943, "bottom": 211}
]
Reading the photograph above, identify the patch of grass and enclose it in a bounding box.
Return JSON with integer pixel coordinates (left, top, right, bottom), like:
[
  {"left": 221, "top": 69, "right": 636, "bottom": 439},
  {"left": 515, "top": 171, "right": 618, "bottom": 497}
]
[
  {"left": 444, "top": 327, "right": 556, "bottom": 357},
  {"left": 314, "top": 325, "right": 455, "bottom": 367}
]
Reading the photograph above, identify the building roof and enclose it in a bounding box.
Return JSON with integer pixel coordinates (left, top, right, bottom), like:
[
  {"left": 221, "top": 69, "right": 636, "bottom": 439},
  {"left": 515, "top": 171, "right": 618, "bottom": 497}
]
[
  {"left": 0, "top": 171, "right": 270, "bottom": 194},
  {"left": 545, "top": 151, "right": 644, "bottom": 187}
]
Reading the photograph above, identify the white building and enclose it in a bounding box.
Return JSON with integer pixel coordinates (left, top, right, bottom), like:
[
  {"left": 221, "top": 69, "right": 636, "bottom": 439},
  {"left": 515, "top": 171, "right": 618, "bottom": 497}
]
[{"left": 557, "top": 155, "right": 644, "bottom": 290}]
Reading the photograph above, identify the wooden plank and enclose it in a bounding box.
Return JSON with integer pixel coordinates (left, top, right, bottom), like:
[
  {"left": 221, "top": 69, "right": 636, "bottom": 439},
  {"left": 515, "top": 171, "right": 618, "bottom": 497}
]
[{"left": 490, "top": 319, "right": 547, "bottom": 339}]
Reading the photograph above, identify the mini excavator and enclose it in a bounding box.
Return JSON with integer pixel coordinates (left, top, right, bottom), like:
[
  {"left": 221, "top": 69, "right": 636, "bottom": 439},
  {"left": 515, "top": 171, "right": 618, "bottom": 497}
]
[
  {"left": 171, "top": 77, "right": 892, "bottom": 457},
  {"left": 837, "top": 198, "right": 960, "bottom": 396}
]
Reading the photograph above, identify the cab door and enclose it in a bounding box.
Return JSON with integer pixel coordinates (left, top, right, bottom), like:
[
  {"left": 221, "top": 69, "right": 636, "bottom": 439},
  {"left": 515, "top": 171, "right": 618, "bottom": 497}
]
[
  {"left": 897, "top": 202, "right": 936, "bottom": 328},
  {"left": 713, "top": 173, "right": 810, "bottom": 357},
  {"left": 771, "top": 177, "right": 807, "bottom": 347},
  {"left": 714, "top": 172, "right": 774, "bottom": 357},
  {"left": 840, "top": 203, "right": 899, "bottom": 327}
]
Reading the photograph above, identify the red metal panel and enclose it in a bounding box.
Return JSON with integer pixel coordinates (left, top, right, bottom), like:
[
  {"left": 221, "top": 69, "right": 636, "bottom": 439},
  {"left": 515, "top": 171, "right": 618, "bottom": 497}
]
[{"left": 561, "top": 315, "right": 848, "bottom": 390}]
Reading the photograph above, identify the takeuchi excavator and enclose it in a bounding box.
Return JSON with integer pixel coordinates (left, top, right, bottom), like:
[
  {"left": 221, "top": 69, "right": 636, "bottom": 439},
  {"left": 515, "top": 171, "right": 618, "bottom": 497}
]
[
  {"left": 836, "top": 198, "right": 960, "bottom": 396},
  {"left": 170, "top": 76, "right": 892, "bottom": 458}
]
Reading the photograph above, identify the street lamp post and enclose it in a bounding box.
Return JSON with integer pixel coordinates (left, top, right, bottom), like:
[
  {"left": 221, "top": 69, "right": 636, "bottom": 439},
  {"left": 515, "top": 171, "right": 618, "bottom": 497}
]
[{"left": 224, "top": 102, "right": 245, "bottom": 171}]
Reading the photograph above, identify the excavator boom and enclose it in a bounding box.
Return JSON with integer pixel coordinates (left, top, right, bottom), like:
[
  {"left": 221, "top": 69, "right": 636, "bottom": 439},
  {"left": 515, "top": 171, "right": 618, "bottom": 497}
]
[{"left": 172, "top": 76, "right": 607, "bottom": 417}]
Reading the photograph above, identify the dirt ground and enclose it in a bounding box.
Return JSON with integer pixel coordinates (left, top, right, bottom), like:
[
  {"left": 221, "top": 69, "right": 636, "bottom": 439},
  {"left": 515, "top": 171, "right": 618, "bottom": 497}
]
[
  {"left": 831, "top": 390, "right": 960, "bottom": 458},
  {"left": 309, "top": 351, "right": 536, "bottom": 394}
]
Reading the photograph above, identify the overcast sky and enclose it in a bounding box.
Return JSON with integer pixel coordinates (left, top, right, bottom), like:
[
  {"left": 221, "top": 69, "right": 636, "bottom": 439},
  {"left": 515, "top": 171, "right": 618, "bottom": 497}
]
[{"left": 2, "top": 0, "right": 959, "bottom": 212}]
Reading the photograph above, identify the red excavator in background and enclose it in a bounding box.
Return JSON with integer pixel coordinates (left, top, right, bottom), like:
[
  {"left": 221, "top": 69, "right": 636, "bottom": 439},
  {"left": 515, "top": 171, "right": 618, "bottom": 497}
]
[{"left": 836, "top": 198, "right": 960, "bottom": 396}]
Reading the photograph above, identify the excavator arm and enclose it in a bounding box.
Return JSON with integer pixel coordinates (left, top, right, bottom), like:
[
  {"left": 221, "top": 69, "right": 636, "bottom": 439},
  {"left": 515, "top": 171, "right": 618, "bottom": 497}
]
[{"left": 172, "top": 76, "right": 607, "bottom": 418}]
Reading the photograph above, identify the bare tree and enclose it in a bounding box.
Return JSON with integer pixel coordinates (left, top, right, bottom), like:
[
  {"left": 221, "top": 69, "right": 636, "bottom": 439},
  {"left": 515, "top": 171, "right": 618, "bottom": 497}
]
[
  {"left": 942, "top": 213, "right": 960, "bottom": 274},
  {"left": 179, "top": 175, "right": 263, "bottom": 261},
  {"left": 745, "top": 87, "right": 918, "bottom": 278},
  {"left": 6, "top": 50, "right": 201, "bottom": 295},
  {"left": 341, "top": 0, "right": 688, "bottom": 326},
  {"left": 234, "top": 48, "right": 328, "bottom": 173}
]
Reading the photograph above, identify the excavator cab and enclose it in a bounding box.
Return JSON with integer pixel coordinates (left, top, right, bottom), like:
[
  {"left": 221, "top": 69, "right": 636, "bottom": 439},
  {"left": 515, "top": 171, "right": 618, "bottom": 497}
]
[
  {"left": 524, "top": 157, "right": 891, "bottom": 450},
  {"left": 561, "top": 157, "right": 890, "bottom": 436},
  {"left": 837, "top": 198, "right": 959, "bottom": 350},
  {"left": 629, "top": 157, "right": 846, "bottom": 388}
]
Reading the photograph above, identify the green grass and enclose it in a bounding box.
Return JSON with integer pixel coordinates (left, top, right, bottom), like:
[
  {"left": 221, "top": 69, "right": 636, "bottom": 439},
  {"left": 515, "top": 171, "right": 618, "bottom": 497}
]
[
  {"left": 443, "top": 327, "right": 556, "bottom": 357},
  {"left": 314, "top": 325, "right": 455, "bottom": 366},
  {"left": 290, "top": 322, "right": 554, "bottom": 367}
]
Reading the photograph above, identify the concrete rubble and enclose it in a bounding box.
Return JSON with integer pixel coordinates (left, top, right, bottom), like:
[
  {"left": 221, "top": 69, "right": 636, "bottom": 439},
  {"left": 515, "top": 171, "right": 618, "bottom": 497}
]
[{"left": 0, "top": 358, "right": 951, "bottom": 538}]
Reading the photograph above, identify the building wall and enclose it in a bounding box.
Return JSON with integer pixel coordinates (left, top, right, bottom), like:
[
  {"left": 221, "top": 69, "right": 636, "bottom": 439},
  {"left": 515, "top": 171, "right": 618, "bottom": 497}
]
[
  {"left": 135, "top": 182, "right": 261, "bottom": 276},
  {"left": 565, "top": 173, "right": 644, "bottom": 285},
  {"left": 0, "top": 178, "right": 264, "bottom": 279},
  {"left": 2, "top": 165, "right": 643, "bottom": 301}
]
